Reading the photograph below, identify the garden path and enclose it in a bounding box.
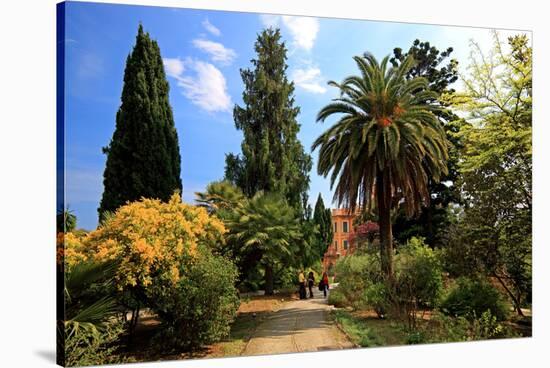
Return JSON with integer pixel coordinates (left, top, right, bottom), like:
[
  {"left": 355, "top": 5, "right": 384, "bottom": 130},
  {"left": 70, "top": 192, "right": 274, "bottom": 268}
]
[{"left": 242, "top": 289, "right": 354, "bottom": 356}]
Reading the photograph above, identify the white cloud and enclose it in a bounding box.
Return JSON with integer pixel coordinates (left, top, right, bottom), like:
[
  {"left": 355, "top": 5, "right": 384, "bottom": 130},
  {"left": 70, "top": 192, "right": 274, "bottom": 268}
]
[
  {"left": 202, "top": 19, "right": 221, "bottom": 37},
  {"left": 281, "top": 16, "right": 319, "bottom": 51},
  {"left": 163, "top": 58, "right": 185, "bottom": 78},
  {"left": 192, "top": 39, "right": 237, "bottom": 65},
  {"left": 163, "top": 57, "right": 232, "bottom": 113},
  {"left": 260, "top": 15, "right": 320, "bottom": 51},
  {"left": 291, "top": 66, "right": 327, "bottom": 94}
]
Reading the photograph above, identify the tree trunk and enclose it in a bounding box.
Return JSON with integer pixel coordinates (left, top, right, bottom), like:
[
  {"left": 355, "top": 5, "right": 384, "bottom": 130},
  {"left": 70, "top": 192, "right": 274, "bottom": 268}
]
[
  {"left": 494, "top": 273, "right": 525, "bottom": 317},
  {"left": 376, "top": 171, "right": 394, "bottom": 279},
  {"left": 265, "top": 263, "right": 274, "bottom": 295}
]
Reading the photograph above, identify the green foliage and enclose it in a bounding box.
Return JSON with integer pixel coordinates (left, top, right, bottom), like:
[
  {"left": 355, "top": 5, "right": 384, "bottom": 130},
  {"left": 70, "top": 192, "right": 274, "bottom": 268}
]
[
  {"left": 225, "top": 191, "right": 306, "bottom": 294},
  {"left": 332, "top": 237, "right": 442, "bottom": 328},
  {"left": 390, "top": 237, "right": 443, "bottom": 330},
  {"left": 393, "top": 237, "right": 443, "bottom": 308},
  {"left": 57, "top": 209, "right": 77, "bottom": 233},
  {"left": 64, "top": 260, "right": 119, "bottom": 340},
  {"left": 99, "top": 24, "right": 182, "bottom": 220},
  {"left": 65, "top": 321, "right": 130, "bottom": 367},
  {"left": 150, "top": 246, "right": 240, "bottom": 349},
  {"left": 333, "top": 253, "right": 388, "bottom": 316},
  {"left": 406, "top": 331, "right": 426, "bottom": 345},
  {"left": 62, "top": 260, "right": 126, "bottom": 366},
  {"left": 445, "top": 32, "right": 532, "bottom": 315},
  {"left": 391, "top": 39, "right": 462, "bottom": 248},
  {"left": 327, "top": 289, "right": 347, "bottom": 308},
  {"left": 197, "top": 182, "right": 318, "bottom": 293},
  {"left": 426, "top": 310, "right": 517, "bottom": 343},
  {"left": 312, "top": 193, "right": 333, "bottom": 258},
  {"left": 313, "top": 52, "right": 449, "bottom": 277},
  {"left": 332, "top": 310, "right": 382, "bottom": 347},
  {"left": 196, "top": 180, "right": 246, "bottom": 216},
  {"left": 363, "top": 282, "right": 390, "bottom": 318},
  {"left": 440, "top": 277, "right": 509, "bottom": 321},
  {"left": 225, "top": 28, "right": 312, "bottom": 215}
]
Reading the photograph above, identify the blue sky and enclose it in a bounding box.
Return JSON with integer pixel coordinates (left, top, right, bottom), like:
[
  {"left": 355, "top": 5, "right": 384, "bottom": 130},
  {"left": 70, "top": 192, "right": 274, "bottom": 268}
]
[{"left": 62, "top": 1, "right": 523, "bottom": 230}]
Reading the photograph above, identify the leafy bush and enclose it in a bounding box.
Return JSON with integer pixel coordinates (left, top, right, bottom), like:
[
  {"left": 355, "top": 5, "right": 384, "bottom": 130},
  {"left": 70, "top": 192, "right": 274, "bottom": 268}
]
[
  {"left": 328, "top": 288, "right": 347, "bottom": 308},
  {"left": 64, "top": 194, "right": 240, "bottom": 350},
  {"left": 150, "top": 247, "right": 240, "bottom": 349},
  {"left": 334, "top": 253, "right": 384, "bottom": 311},
  {"left": 333, "top": 237, "right": 442, "bottom": 326},
  {"left": 363, "top": 282, "right": 390, "bottom": 318},
  {"left": 65, "top": 321, "right": 130, "bottom": 367},
  {"left": 390, "top": 237, "right": 443, "bottom": 329},
  {"left": 440, "top": 277, "right": 509, "bottom": 321},
  {"left": 424, "top": 310, "right": 517, "bottom": 343},
  {"left": 394, "top": 237, "right": 443, "bottom": 309},
  {"left": 406, "top": 331, "right": 426, "bottom": 345}
]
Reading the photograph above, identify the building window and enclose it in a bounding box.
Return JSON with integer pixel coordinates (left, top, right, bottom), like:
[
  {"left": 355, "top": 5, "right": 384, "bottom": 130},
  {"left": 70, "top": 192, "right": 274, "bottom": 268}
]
[
  {"left": 334, "top": 222, "right": 337, "bottom": 233},
  {"left": 334, "top": 240, "right": 338, "bottom": 250},
  {"left": 343, "top": 221, "right": 349, "bottom": 233},
  {"left": 343, "top": 240, "right": 349, "bottom": 250}
]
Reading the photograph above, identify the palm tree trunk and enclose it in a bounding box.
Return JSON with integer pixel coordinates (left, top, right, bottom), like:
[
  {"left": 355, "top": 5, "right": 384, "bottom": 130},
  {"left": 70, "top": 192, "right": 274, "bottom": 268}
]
[
  {"left": 376, "top": 171, "right": 394, "bottom": 279},
  {"left": 265, "top": 263, "right": 274, "bottom": 295}
]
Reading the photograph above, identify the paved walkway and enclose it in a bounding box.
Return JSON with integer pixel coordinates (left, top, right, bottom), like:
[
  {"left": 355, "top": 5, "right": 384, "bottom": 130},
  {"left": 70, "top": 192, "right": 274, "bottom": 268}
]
[{"left": 243, "top": 290, "right": 354, "bottom": 356}]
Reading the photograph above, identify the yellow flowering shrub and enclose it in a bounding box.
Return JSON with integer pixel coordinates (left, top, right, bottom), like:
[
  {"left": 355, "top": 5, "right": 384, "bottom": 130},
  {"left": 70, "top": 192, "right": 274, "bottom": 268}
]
[
  {"left": 62, "top": 193, "right": 225, "bottom": 291},
  {"left": 61, "top": 193, "right": 238, "bottom": 348},
  {"left": 89, "top": 193, "right": 225, "bottom": 290},
  {"left": 58, "top": 231, "right": 89, "bottom": 269}
]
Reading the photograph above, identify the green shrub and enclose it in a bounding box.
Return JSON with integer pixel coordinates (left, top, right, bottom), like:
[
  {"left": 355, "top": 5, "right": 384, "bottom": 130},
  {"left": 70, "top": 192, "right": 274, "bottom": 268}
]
[
  {"left": 394, "top": 237, "right": 443, "bottom": 309},
  {"left": 470, "top": 310, "right": 511, "bottom": 339},
  {"left": 425, "top": 310, "right": 517, "bottom": 343},
  {"left": 334, "top": 253, "right": 383, "bottom": 310},
  {"left": 150, "top": 246, "right": 240, "bottom": 349},
  {"left": 406, "top": 331, "right": 427, "bottom": 345},
  {"left": 391, "top": 237, "right": 443, "bottom": 329},
  {"left": 328, "top": 289, "right": 347, "bottom": 308},
  {"left": 440, "top": 277, "right": 509, "bottom": 321},
  {"left": 65, "top": 321, "right": 131, "bottom": 367},
  {"left": 363, "top": 282, "right": 390, "bottom": 318}
]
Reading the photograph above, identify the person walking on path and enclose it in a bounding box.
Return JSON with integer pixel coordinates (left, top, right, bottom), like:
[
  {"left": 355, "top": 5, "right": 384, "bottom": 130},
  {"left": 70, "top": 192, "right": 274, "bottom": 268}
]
[
  {"left": 320, "top": 271, "right": 330, "bottom": 298},
  {"left": 307, "top": 271, "right": 315, "bottom": 298},
  {"left": 298, "top": 270, "right": 306, "bottom": 299}
]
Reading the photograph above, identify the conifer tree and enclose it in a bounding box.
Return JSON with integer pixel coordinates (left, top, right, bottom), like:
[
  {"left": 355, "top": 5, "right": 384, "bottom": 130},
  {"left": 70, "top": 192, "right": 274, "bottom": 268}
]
[
  {"left": 99, "top": 25, "right": 182, "bottom": 220},
  {"left": 224, "top": 28, "right": 312, "bottom": 214},
  {"left": 313, "top": 193, "right": 333, "bottom": 259}
]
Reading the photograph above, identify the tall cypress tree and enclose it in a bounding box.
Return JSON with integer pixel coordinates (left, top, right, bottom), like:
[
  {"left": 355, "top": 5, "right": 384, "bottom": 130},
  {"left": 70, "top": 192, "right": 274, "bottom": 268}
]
[
  {"left": 99, "top": 25, "right": 182, "bottom": 220},
  {"left": 313, "top": 193, "right": 333, "bottom": 259},
  {"left": 224, "top": 28, "right": 312, "bottom": 214}
]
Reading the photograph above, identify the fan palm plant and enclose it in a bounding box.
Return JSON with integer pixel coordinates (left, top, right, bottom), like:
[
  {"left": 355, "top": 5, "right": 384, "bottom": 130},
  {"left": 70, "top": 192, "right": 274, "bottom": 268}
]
[
  {"left": 312, "top": 53, "right": 448, "bottom": 278},
  {"left": 195, "top": 180, "right": 246, "bottom": 215},
  {"left": 226, "top": 192, "right": 302, "bottom": 295},
  {"left": 63, "top": 260, "right": 119, "bottom": 339}
]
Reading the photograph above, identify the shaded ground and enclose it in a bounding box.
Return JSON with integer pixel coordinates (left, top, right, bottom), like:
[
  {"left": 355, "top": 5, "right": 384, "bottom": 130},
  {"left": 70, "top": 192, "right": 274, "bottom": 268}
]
[{"left": 242, "top": 291, "right": 354, "bottom": 356}]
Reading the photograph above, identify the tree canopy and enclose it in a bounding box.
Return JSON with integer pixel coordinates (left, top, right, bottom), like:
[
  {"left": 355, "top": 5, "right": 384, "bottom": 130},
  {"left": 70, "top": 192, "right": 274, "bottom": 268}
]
[
  {"left": 224, "top": 28, "right": 312, "bottom": 215},
  {"left": 99, "top": 24, "right": 182, "bottom": 220}
]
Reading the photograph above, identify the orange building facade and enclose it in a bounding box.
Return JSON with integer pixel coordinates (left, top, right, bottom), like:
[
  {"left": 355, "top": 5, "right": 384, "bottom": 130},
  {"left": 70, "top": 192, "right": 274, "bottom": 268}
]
[{"left": 322, "top": 208, "right": 359, "bottom": 273}]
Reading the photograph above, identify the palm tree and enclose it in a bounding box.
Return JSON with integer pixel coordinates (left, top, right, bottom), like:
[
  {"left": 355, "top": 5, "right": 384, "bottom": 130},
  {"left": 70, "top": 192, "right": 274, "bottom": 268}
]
[
  {"left": 195, "top": 180, "right": 245, "bottom": 215},
  {"left": 226, "top": 192, "right": 302, "bottom": 295},
  {"left": 312, "top": 53, "right": 448, "bottom": 279},
  {"left": 63, "top": 260, "right": 119, "bottom": 339}
]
